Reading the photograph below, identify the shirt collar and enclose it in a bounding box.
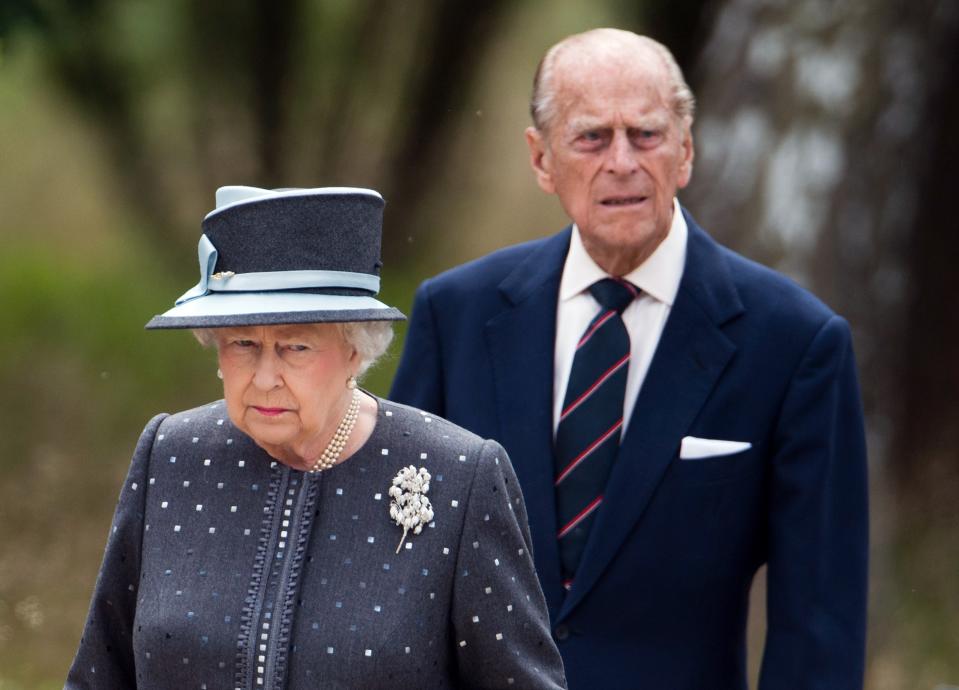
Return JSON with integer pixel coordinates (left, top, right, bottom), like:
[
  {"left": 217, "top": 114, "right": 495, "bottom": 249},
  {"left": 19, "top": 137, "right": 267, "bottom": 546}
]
[{"left": 559, "top": 198, "right": 688, "bottom": 306}]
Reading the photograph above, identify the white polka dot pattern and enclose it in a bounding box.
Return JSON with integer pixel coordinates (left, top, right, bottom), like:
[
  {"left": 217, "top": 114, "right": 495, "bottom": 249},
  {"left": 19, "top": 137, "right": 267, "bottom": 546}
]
[{"left": 66, "top": 398, "right": 566, "bottom": 689}]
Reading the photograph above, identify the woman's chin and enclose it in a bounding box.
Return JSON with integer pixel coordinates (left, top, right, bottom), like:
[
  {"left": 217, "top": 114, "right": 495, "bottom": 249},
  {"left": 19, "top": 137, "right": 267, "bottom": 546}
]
[{"left": 245, "top": 420, "right": 298, "bottom": 450}]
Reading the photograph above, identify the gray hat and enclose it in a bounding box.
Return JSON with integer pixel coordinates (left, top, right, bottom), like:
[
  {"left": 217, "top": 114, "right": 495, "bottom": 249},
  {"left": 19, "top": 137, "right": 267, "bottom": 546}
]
[{"left": 145, "top": 186, "right": 406, "bottom": 329}]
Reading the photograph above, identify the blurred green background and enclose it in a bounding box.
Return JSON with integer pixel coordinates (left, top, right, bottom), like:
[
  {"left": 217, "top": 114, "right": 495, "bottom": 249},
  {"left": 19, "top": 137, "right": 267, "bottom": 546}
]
[{"left": 1, "top": 1, "right": 957, "bottom": 688}]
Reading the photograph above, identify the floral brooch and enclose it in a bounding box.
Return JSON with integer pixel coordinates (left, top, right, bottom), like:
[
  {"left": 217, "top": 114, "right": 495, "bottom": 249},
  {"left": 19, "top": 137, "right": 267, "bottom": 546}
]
[{"left": 389, "top": 465, "right": 434, "bottom": 553}]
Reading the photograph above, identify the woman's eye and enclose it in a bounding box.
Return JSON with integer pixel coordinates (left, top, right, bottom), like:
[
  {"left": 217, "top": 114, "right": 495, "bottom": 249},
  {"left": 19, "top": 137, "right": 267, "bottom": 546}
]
[
  {"left": 235, "top": 340, "right": 256, "bottom": 347},
  {"left": 286, "top": 344, "right": 310, "bottom": 352}
]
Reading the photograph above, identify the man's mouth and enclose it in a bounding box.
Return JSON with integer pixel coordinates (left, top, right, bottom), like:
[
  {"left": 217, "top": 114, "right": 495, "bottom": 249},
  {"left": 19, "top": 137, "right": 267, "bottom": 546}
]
[{"left": 600, "top": 196, "right": 647, "bottom": 206}]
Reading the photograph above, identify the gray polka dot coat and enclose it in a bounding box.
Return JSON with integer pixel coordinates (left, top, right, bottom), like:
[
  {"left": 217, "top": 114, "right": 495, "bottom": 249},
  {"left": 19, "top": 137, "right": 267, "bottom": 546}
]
[{"left": 66, "top": 397, "right": 567, "bottom": 689}]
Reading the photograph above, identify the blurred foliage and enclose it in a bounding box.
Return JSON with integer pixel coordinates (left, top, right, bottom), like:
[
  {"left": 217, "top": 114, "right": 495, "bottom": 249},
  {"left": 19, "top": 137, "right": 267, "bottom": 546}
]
[
  {"left": 0, "top": 242, "right": 214, "bottom": 688},
  {"left": 0, "top": 3, "right": 606, "bottom": 685},
  {"left": 1, "top": 0, "right": 957, "bottom": 687},
  {"left": 0, "top": 0, "right": 518, "bottom": 268}
]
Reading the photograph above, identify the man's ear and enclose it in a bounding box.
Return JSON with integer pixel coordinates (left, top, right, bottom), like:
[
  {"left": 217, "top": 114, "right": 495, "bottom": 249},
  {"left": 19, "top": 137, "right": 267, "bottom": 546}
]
[
  {"left": 677, "top": 123, "right": 695, "bottom": 189},
  {"left": 525, "top": 126, "right": 556, "bottom": 194}
]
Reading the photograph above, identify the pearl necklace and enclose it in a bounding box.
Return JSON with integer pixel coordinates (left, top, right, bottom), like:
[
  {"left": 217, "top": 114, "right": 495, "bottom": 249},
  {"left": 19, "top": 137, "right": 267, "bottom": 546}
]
[{"left": 308, "top": 389, "right": 360, "bottom": 473}]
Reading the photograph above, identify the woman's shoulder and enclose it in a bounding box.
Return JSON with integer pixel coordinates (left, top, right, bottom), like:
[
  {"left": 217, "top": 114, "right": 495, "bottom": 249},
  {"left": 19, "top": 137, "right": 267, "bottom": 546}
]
[
  {"left": 147, "top": 399, "right": 235, "bottom": 449},
  {"left": 375, "top": 397, "right": 494, "bottom": 453},
  {"left": 371, "top": 397, "right": 509, "bottom": 484}
]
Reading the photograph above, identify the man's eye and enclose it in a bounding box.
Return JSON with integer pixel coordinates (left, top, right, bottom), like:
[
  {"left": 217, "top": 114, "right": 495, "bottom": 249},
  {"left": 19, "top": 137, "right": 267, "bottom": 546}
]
[
  {"left": 633, "top": 129, "right": 663, "bottom": 145},
  {"left": 573, "top": 131, "right": 606, "bottom": 150},
  {"left": 578, "top": 130, "right": 608, "bottom": 144}
]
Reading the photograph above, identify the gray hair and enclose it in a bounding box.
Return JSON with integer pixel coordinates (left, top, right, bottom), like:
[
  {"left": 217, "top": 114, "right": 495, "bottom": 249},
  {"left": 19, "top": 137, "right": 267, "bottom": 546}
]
[
  {"left": 192, "top": 321, "right": 394, "bottom": 377},
  {"left": 530, "top": 29, "right": 696, "bottom": 132}
]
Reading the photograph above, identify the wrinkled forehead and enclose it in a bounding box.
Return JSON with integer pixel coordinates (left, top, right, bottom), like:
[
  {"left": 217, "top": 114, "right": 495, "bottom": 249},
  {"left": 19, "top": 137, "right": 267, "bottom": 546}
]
[
  {"left": 562, "top": 108, "right": 674, "bottom": 136},
  {"left": 552, "top": 65, "right": 675, "bottom": 131}
]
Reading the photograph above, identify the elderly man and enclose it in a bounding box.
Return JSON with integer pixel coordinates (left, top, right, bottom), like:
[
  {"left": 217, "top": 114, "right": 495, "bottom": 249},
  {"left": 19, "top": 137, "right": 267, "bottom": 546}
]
[{"left": 391, "top": 28, "right": 868, "bottom": 689}]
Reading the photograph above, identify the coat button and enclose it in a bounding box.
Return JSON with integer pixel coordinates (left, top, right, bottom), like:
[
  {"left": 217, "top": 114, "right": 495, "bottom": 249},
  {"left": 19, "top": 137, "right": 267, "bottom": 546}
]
[{"left": 554, "top": 624, "right": 570, "bottom": 641}]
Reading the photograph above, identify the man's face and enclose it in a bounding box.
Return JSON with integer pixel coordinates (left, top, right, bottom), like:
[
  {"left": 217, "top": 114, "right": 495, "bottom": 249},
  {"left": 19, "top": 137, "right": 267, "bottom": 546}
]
[{"left": 526, "top": 52, "right": 693, "bottom": 274}]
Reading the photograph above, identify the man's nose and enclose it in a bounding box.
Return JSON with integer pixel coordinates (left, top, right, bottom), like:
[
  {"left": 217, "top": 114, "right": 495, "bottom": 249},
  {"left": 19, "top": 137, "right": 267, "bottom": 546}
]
[
  {"left": 252, "top": 349, "right": 283, "bottom": 390},
  {"left": 604, "top": 131, "right": 638, "bottom": 175}
]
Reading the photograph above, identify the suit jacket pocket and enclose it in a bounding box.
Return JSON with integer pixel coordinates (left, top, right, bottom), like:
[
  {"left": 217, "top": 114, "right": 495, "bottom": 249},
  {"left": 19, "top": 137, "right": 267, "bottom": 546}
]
[
  {"left": 679, "top": 436, "right": 752, "bottom": 460},
  {"left": 669, "top": 442, "right": 761, "bottom": 486}
]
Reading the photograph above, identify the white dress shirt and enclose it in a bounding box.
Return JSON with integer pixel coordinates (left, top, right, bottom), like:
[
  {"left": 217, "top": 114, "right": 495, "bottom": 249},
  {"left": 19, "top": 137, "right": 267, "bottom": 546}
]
[{"left": 553, "top": 198, "right": 688, "bottom": 436}]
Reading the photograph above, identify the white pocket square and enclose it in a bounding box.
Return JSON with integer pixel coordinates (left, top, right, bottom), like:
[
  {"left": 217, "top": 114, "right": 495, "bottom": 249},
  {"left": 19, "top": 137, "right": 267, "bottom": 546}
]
[{"left": 679, "top": 436, "right": 752, "bottom": 460}]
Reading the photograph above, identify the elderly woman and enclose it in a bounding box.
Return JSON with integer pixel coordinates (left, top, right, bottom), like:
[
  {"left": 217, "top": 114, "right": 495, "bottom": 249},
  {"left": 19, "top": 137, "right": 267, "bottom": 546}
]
[{"left": 67, "top": 187, "right": 566, "bottom": 689}]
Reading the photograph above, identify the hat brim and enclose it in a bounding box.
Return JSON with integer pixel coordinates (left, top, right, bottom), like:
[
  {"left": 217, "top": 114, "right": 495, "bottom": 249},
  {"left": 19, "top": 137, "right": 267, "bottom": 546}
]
[{"left": 145, "top": 292, "right": 406, "bottom": 329}]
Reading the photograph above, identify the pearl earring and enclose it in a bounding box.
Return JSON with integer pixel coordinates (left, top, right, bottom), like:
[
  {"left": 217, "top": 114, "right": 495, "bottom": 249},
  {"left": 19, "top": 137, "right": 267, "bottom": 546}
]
[
  {"left": 347, "top": 375, "right": 357, "bottom": 390},
  {"left": 217, "top": 368, "right": 224, "bottom": 380}
]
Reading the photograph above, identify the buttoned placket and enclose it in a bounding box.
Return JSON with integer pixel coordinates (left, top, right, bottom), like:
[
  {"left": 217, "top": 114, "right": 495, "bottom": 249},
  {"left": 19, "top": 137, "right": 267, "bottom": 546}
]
[{"left": 241, "top": 466, "right": 321, "bottom": 689}]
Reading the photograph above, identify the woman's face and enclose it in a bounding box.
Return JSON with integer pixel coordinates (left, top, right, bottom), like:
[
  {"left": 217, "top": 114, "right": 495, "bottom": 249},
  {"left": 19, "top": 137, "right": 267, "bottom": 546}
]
[{"left": 215, "top": 324, "right": 359, "bottom": 462}]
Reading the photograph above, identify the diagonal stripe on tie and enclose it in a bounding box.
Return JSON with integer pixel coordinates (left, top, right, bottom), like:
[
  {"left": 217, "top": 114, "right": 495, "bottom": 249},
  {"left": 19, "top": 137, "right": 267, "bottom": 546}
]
[
  {"left": 555, "top": 419, "right": 623, "bottom": 485},
  {"left": 554, "top": 277, "right": 636, "bottom": 585},
  {"left": 557, "top": 495, "right": 604, "bottom": 538},
  {"left": 577, "top": 310, "right": 617, "bottom": 348},
  {"left": 560, "top": 353, "right": 630, "bottom": 421}
]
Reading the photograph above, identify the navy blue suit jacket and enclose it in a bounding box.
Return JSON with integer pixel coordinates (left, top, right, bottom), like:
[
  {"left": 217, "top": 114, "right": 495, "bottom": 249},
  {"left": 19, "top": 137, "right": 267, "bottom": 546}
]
[{"left": 390, "top": 210, "right": 868, "bottom": 689}]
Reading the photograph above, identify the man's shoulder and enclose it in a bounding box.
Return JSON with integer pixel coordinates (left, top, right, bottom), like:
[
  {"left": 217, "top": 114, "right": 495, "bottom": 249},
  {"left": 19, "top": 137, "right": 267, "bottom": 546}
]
[
  {"left": 690, "top": 222, "right": 839, "bottom": 337},
  {"left": 679, "top": 211, "right": 840, "bottom": 346},
  {"left": 728, "top": 246, "right": 833, "bottom": 321}
]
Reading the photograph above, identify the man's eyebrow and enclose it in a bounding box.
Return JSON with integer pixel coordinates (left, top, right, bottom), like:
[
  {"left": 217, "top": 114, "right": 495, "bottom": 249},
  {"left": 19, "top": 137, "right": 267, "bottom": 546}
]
[
  {"left": 564, "top": 114, "right": 671, "bottom": 133},
  {"left": 565, "top": 117, "right": 607, "bottom": 132},
  {"left": 630, "top": 115, "right": 670, "bottom": 129}
]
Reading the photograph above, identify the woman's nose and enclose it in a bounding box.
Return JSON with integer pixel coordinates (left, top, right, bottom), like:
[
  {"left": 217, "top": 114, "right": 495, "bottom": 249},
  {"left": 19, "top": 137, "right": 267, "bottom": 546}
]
[{"left": 252, "top": 350, "right": 283, "bottom": 389}]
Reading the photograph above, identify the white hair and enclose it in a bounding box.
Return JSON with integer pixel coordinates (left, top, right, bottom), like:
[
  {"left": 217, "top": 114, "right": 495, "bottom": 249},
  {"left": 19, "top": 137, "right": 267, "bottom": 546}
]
[
  {"left": 530, "top": 28, "right": 696, "bottom": 132},
  {"left": 337, "top": 321, "right": 394, "bottom": 376},
  {"left": 192, "top": 320, "right": 394, "bottom": 378}
]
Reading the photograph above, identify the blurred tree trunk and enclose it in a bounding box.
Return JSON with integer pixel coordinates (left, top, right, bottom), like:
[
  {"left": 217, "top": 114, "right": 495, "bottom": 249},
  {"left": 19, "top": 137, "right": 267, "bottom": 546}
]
[
  {"left": 377, "top": 1, "right": 509, "bottom": 259},
  {"left": 681, "top": 0, "right": 959, "bottom": 476},
  {"left": 614, "top": 0, "right": 723, "bottom": 75},
  {"left": 34, "top": 0, "right": 182, "bottom": 266},
  {"left": 10, "top": 0, "right": 509, "bottom": 266},
  {"left": 893, "top": 3, "right": 959, "bottom": 498},
  {"left": 682, "top": 0, "right": 959, "bottom": 680},
  {"left": 252, "top": 0, "right": 299, "bottom": 185}
]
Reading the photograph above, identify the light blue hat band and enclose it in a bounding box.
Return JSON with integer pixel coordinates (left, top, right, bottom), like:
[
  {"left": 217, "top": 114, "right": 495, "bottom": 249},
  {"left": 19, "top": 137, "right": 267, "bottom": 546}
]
[{"left": 175, "top": 234, "right": 380, "bottom": 305}]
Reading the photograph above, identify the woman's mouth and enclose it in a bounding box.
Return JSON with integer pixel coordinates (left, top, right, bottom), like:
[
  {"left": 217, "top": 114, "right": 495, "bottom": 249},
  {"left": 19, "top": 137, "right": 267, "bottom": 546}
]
[{"left": 252, "top": 406, "right": 289, "bottom": 417}]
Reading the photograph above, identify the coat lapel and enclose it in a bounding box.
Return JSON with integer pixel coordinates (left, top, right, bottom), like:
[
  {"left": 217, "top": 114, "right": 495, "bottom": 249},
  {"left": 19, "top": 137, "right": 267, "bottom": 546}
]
[
  {"left": 485, "top": 229, "right": 571, "bottom": 617},
  {"left": 557, "top": 215, "right": 745, "bottom": 621}
]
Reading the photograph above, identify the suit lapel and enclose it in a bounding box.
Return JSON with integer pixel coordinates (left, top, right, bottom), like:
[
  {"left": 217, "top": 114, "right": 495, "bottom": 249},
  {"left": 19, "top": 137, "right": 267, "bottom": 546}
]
[
  {"left": 557, "top": 215, "right": 745, "bottom": 621},
  {"left": 485, "top": 229, "right": 571, "bottom": 617}
]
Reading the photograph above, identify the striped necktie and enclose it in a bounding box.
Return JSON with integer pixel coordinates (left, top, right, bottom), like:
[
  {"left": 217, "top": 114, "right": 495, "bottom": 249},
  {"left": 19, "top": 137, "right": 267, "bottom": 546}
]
[{"left": 554, "top": 277, "right": 637, "bottom": 589}]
